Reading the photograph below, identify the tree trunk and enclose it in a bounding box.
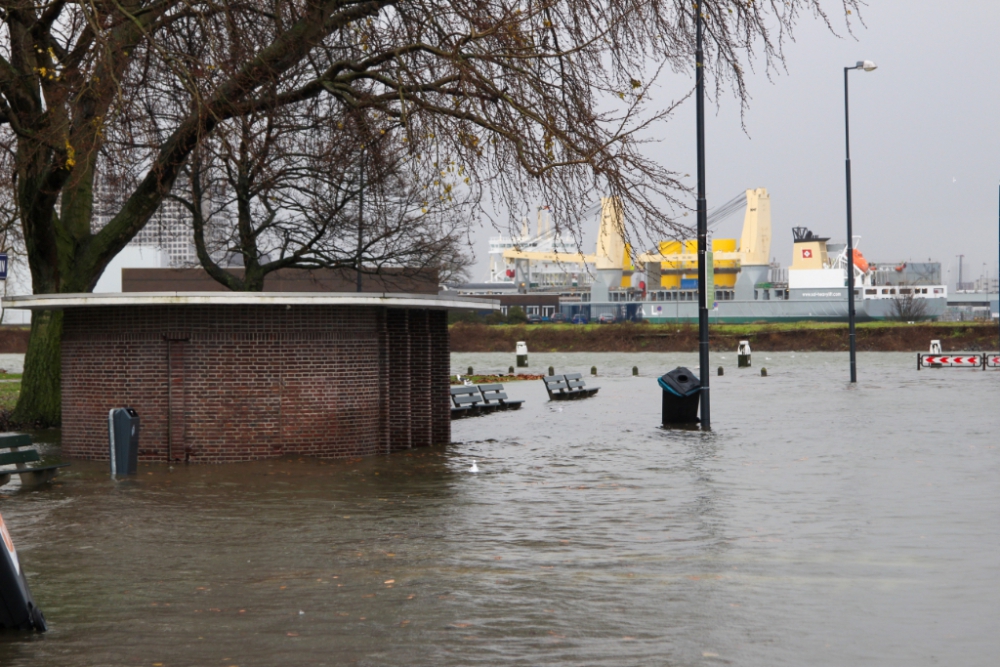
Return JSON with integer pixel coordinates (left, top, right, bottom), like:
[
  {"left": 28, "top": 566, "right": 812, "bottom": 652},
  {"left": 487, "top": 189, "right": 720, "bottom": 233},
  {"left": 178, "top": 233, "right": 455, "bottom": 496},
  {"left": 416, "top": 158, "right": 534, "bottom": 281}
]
[{"left": 11, "top": 310, "right": 63, "bottom": 426}]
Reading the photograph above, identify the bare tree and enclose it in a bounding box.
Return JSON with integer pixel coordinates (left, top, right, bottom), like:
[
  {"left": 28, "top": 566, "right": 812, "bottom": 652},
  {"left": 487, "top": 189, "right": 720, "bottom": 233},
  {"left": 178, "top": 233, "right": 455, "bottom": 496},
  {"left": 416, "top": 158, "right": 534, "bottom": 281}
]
[
  {"left": 176, "top": 105, "right": 471, "bottom": 291},
  {"left": 1, "top": 0, "right": 861, "bottom": 424},
  {"left": 0, "top": 138, "right": 26, "bottom": 321},
  {"left": 889, "top": 288, "right": 929, "bottom": 322}
]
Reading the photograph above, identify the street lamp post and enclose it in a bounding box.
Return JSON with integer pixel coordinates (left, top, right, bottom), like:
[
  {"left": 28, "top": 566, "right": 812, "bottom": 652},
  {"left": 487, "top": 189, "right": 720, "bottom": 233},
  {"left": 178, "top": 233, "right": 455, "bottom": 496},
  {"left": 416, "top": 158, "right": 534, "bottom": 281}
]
[
  {"left": 696, "top": 3, "right": 710, "bottom": 429},
  {"left": 843, "top": 59, "right": 876, "bottom": 384},
  {"left": 357, "top": 144, "right": 365, "bottom": 293}
]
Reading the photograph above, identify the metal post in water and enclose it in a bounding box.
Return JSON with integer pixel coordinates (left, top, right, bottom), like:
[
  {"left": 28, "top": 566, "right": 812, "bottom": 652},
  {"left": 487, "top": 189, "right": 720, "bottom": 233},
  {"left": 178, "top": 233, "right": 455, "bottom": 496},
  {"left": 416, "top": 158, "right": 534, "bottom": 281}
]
[
  {"left": 843, "top": 60, "right": 876, "bottom": 384},
  {"left": 695, "top": 2, "right": 711, "bottom": 429},
  {"left": 844, "top": 66, "right": 857, "bottom": 383},
  {"left": 516, "top": 342, "right": 528, "bottom": 367}
]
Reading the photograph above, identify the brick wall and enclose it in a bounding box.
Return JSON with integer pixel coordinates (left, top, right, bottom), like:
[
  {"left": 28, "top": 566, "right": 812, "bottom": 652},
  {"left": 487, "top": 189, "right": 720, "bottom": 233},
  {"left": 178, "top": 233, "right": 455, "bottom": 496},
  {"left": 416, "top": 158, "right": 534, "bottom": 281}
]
[{"left": 61, "top": 305, "right": 450, "bottom": 462}]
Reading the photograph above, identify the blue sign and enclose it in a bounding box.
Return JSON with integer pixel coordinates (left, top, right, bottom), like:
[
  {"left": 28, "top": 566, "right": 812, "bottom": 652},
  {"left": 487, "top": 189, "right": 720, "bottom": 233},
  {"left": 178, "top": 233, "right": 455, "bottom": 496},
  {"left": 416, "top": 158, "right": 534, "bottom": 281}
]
[{"left": 0, "top": 253, "right": 7, "bottom": 280}]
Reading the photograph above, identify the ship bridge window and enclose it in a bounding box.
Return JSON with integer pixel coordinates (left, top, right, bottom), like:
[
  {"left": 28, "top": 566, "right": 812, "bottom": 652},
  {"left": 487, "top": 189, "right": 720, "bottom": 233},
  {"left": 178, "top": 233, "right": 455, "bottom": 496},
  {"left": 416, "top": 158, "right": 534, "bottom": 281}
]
[
  {"left": 890, "top": 289, "right": 896, "bottom": 295},
  {"left": 762, "top": 289, "right": 770, "bottom": 300},
  {"left": 934, "top": 288, "right": 944, "bottom": 294},
  {"left": 881, "top": 288, "right": 889, "bottom": 294},
  {"left": 866, "top": 289, "right": 877, "bottom": 295},
  {"left": 853, "top": 289, "right": 860, "bottom": 297},
  {"left": 899, "top": 288, "right": 912, "bottom": 295},
  {"left": 754, "top": 290, "right": 759, "bottom": 300}
]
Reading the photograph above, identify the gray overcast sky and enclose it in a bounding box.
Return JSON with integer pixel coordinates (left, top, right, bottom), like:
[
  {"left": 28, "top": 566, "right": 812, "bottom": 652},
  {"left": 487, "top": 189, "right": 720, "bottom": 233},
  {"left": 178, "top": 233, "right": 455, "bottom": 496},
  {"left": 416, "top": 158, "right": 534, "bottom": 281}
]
[{"left": 467, "top": 2, "right": 1000, "bottom": 288}]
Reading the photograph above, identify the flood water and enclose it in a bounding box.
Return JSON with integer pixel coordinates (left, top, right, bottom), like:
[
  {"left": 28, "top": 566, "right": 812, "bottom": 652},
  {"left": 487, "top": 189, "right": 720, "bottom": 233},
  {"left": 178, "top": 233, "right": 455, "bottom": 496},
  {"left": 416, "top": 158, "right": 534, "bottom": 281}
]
[{"left": 1, "top": 351, "right": 998, "bottom": 666}]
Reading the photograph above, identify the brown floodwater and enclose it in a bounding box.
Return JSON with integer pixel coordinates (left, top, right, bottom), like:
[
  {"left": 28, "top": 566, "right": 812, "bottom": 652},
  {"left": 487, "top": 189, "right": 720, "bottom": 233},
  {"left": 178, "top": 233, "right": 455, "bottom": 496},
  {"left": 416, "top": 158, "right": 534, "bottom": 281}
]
[{"left": 0, "top": 351, "right": 998, "bottom": 666}]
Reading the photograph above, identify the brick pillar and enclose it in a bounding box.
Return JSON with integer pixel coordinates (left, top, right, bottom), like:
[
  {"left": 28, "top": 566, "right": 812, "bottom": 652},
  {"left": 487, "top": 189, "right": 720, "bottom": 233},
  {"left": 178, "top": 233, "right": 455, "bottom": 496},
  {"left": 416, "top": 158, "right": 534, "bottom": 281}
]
[
  {"left": 408, "top": 310, "right": 432, "bottom": 448},
  {"left": 385, "top": 309, "right": 411, "bottom": 451},
  {"left": 165, "top": 336, "right": 188, "bottom": 462},
  {"left": 429, "top": 309, "right": 451, "bottom": 446}
]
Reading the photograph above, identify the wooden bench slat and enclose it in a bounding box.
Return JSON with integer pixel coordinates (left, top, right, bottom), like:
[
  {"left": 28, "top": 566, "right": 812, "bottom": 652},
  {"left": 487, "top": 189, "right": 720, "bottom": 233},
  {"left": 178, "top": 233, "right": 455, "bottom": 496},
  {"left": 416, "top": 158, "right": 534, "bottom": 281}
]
[
  {"left": 0, "top": 433, "right": 33, "bottom": 448},
  {"left": 453, "top": 395, "right": 483, "bottom": 406},
  {"left": 0, "top": 450, "right": 41, "bottom": 465}
]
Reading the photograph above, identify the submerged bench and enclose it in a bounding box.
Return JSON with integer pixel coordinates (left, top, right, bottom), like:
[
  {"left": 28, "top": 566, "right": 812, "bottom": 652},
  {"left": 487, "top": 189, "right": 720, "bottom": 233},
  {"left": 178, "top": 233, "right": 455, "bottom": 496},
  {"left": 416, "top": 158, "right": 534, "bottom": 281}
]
[
  {"left": 543, "top": 373, "right": 600, "bottom": 400},
  {"left": 450, "top": 385, "right": 493, "bottom": 418},
  {"left": 477, "top": 384, "right": 524, "bottom": 411},
  {"left": 0, "top": 433, "right": 71, "bottom": 488},
  {"left": 450, "top": 383, "right": 524, "bottom": 419}
]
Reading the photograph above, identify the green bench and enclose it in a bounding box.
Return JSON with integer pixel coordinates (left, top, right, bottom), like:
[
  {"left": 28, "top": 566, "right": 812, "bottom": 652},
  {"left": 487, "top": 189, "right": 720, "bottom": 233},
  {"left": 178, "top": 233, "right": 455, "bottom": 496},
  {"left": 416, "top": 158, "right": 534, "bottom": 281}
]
[{"left": 0, "top": 433, "right": 71, "bottom": 488}]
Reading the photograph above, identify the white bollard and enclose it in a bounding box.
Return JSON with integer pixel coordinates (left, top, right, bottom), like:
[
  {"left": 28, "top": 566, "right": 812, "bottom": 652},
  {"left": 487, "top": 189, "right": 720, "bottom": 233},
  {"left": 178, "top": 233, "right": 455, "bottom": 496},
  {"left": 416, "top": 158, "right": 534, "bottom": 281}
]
[
  {"left": 516, "top": 341, "right": 528, "bottom": 368},
  {"left": 738, "top": 340, "right": 752, "bottom": 368}
]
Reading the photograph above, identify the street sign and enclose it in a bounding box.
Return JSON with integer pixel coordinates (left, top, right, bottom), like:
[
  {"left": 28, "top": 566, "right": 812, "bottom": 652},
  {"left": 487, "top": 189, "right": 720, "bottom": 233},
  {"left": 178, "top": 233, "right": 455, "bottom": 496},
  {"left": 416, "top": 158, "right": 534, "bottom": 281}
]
[
  {"left": 705, "top": 250, "right": 714, "bottom": 308},
  {"left": 918, "top": 354, "right": 984, "bottom": 368},
  {"left": 0, "top": 253, "right": 7, "bottom": 280}
]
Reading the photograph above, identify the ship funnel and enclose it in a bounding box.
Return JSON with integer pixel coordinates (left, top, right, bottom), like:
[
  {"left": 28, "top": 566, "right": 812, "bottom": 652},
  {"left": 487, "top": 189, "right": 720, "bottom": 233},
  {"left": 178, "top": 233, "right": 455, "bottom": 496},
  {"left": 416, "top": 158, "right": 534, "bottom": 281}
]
[
  {"left": 595, "top": 197, "right": 626, "bottom": 270},
  {"left": 738, "top": 188, "right": 771, "bottom": 266}
]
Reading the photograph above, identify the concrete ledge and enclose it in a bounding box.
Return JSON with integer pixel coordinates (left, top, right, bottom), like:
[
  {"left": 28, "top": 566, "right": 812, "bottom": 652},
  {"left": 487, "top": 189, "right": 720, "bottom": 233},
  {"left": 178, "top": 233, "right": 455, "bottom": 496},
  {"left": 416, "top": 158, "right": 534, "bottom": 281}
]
[{"left": 1, "top": 292, "right": 499, "bottom": 311}]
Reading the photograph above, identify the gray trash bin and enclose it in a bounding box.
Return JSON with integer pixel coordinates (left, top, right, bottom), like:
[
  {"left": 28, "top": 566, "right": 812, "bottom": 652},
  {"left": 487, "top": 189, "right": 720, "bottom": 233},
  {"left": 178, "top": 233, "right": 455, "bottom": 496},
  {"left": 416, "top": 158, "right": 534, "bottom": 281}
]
[
  {"left": 108, "top": 408, "right": 140, "bottom": 476},
  {"left": 658, "top": 367, "right": 701, "bottom": 425}
]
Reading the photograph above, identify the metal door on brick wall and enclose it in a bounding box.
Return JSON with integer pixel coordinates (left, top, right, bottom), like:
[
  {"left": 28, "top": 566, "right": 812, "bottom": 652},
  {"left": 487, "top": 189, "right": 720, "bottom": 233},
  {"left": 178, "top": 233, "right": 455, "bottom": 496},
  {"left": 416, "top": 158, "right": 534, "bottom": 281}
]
[{"left": 165, "top": 334, "right": 189, "bottom": 462}]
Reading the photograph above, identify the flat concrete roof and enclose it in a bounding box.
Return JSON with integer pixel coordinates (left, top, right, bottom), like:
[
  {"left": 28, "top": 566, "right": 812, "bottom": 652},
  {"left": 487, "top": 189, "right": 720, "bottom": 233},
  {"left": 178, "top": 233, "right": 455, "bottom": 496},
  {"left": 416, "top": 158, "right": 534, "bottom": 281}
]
[{"left": 1, "top": 292, "right": 499, "bottom": 311}]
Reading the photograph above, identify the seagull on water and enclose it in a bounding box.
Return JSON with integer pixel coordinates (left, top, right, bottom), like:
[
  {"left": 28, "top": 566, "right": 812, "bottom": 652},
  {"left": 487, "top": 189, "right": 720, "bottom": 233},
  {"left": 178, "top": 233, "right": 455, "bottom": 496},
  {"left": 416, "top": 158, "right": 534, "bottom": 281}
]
[{"left": 469, "top": 460, "right": 480, "bottom": 473}]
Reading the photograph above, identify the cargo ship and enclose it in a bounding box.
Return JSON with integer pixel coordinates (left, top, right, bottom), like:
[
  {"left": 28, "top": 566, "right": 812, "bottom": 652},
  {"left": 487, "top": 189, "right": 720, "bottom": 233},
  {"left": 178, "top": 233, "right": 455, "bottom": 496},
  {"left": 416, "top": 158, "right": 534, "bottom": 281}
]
[{"left": 492, "top": 189, "right": 948, "bottom": 322}]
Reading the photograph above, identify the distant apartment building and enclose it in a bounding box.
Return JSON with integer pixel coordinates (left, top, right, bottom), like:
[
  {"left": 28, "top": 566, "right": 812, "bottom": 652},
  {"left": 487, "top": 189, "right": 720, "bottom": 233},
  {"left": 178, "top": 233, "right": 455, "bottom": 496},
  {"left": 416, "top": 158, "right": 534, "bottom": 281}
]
[{"left": 92, "top": 171, "right": 205, "bottom": 268}]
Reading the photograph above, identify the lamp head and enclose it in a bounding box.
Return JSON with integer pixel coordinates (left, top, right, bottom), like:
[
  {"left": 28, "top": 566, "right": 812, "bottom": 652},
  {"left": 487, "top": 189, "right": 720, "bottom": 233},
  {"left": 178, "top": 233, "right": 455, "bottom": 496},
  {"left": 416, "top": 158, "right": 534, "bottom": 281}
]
[{"left": 856, "top": 60, "right": 877, "bottom": 72}]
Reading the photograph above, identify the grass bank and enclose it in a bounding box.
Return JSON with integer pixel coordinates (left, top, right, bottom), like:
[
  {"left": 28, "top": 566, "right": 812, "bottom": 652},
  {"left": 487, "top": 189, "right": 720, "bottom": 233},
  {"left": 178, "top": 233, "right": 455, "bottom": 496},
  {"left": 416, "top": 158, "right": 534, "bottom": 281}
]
[
  {"left": 450, "top": 321, "right": 1000, "bottom": 353},
  {"left": 0, "top": 373, "right": 21, "bottom": 411},
  {"left": 0, "top": 326, "right": 30, "bottom": 354}
]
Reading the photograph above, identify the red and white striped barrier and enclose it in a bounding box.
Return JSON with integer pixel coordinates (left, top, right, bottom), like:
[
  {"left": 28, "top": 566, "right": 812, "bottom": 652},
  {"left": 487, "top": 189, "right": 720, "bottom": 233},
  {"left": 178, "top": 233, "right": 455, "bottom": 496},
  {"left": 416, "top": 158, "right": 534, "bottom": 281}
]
[
  {"left": 918, "top": 354, "right": 985, "bottom": 369},
  {"left": 922, "top": 355, "right": 981, "bottom": 366}
]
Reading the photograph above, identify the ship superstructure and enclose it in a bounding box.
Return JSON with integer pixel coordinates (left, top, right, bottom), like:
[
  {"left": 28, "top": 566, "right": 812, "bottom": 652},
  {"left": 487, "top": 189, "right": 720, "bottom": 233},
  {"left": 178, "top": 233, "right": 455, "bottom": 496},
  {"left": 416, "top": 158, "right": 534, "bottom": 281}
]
[{"left": 486, "top": 207, "right": 593, "bottom": 289}]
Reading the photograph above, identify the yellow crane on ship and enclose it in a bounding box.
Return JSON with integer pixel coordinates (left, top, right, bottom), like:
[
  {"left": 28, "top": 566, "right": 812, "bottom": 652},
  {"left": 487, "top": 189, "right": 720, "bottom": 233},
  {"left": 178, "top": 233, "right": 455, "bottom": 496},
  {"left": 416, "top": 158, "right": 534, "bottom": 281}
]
[{"left": 501, "top": 188, "right": 773, "bottom": 290}]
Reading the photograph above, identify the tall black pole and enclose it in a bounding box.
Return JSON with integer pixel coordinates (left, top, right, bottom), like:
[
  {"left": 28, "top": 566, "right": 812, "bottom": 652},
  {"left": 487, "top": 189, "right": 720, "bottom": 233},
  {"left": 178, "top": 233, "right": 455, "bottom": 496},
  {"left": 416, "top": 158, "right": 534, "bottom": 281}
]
[
  {"left": 356, "top": 145, "right": 365, "bottom": 293},
  {"left": 696, "top": 4, "right": 711, "bottom": 428},
  {"left": 844, "top": 66, "right": 858, "bottom": 383},
  {"left": 997, "top": 182, "right": 999, "bottom": 349}
]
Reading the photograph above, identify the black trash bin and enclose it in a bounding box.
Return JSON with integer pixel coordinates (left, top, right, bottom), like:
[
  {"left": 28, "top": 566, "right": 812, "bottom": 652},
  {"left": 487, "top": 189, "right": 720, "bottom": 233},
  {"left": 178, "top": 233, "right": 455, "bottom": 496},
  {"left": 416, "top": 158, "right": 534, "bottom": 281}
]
[
  {"left": 108, "top": 408, "right": 140, "bottom": 476},
  {"left": 658, "top": 367, "right": 701, "bottom": 425}
]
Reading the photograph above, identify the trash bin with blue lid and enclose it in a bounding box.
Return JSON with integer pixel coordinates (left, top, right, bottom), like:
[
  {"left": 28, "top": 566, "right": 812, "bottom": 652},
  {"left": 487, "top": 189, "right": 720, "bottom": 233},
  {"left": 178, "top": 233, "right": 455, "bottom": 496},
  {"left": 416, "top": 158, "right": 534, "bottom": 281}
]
[{"left": 658, "top": 367, "right": 701, "bottom": 425}]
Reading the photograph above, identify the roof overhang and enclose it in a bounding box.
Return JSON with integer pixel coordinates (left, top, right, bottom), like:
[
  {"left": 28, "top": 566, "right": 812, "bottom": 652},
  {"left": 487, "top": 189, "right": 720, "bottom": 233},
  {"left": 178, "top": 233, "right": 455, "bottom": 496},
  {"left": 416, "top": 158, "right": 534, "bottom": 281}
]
[{"left": 1, "top": 292, "right": 499, "bottom": 311}]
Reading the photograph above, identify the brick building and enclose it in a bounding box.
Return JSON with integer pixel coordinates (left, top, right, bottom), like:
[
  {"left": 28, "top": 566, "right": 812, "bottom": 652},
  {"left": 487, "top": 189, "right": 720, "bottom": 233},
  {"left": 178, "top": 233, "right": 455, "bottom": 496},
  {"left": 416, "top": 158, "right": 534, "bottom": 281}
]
[{"left": 3, "top": 293, "right": 494, "bottom": 463}]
